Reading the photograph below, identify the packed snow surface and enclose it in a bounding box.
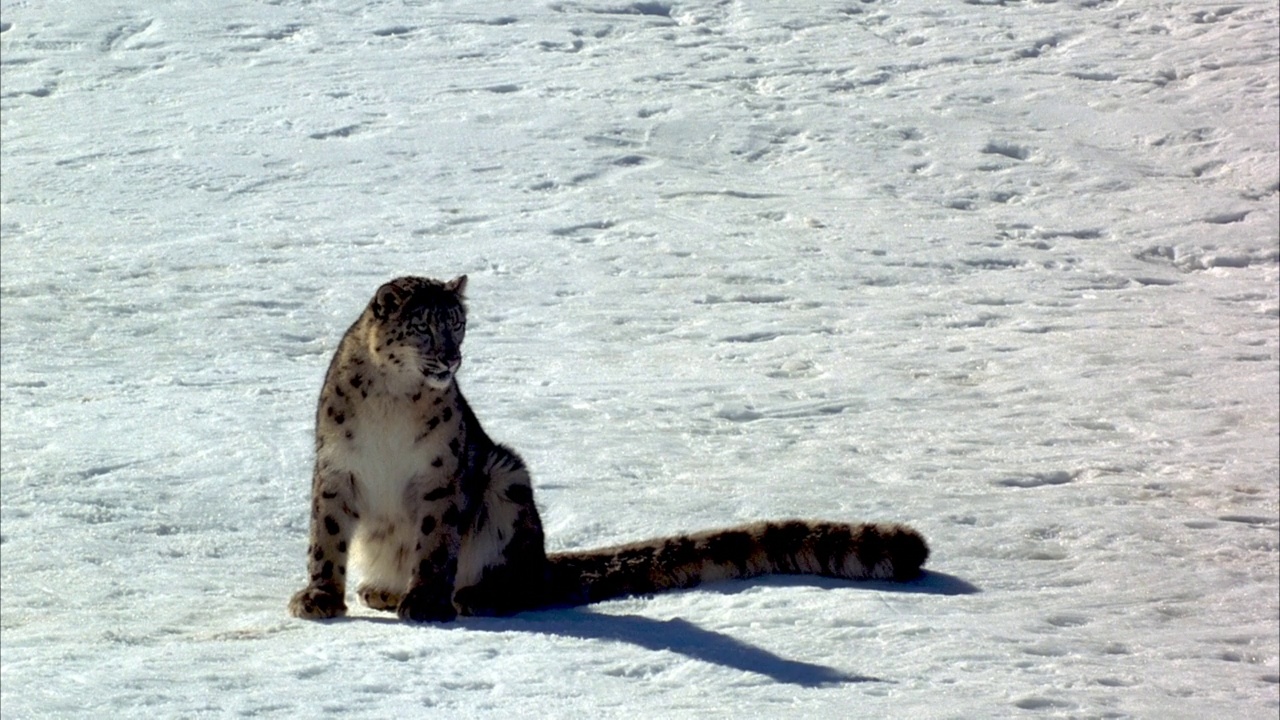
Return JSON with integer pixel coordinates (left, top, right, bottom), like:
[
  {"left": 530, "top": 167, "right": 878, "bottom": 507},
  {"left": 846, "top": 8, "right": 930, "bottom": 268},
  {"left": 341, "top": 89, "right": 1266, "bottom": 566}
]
[{"left": 2, "top": 0, "right": 1278, "bottom": 717}]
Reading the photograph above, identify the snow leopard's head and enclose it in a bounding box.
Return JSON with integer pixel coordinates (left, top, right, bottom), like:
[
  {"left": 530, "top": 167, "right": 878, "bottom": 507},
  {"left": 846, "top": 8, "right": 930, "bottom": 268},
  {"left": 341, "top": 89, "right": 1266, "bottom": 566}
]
[{"left": 366, "top": 275, "right": 468, "bottom": 390}]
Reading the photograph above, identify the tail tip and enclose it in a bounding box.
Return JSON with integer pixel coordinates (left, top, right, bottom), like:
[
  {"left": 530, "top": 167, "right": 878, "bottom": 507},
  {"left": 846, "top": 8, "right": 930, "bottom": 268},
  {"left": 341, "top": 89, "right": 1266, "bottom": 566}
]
[{"left": 883, "top": 523, "right": 930, "bottom": 581}]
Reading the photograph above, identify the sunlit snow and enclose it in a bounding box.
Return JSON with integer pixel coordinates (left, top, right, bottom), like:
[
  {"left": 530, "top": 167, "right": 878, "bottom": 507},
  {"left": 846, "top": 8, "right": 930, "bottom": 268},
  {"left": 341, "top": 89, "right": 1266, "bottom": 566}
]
[{"left": 2, "top": 1, "right": 1277, "bottom": 717}]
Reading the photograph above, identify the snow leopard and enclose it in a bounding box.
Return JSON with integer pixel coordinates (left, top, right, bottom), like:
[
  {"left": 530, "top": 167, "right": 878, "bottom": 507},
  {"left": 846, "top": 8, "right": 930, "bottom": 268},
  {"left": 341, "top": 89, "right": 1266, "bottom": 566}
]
[{"left": 288, "top": 275, "right": 929, "bottom": 622}]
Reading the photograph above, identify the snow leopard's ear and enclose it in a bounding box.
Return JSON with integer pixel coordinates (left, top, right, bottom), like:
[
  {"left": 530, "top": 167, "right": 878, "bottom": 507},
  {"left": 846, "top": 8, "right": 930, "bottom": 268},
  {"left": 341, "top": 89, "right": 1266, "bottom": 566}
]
[
  {"left": 371, "top": 278, "right": 413, "bottom": 320},
  {"left": 444, "top": 275, "right": 468, "bottom": 299}
]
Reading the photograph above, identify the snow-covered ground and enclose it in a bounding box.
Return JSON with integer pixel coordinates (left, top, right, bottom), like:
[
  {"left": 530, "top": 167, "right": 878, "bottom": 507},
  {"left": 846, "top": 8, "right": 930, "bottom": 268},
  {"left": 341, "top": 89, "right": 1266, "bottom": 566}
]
[{"left": 2, "top": 0, "right": 1277, "bottom": 716}]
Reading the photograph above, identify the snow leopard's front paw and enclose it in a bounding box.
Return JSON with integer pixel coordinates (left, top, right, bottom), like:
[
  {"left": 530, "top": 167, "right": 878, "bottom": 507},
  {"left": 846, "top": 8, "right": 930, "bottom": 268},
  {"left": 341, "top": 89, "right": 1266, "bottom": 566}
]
[
  {"left": 397, "top": 585, "right": 458, "bottom": 623},
  {"left": 289, "top": 583, "right": 347, "bottom": 620}
]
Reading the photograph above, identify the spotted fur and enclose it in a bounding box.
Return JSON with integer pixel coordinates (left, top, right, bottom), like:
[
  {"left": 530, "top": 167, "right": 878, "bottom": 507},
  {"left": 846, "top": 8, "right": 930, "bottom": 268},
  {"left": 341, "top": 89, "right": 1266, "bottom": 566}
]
[{"left": 288, "top": 276, "right": 929, "bottom": 622}]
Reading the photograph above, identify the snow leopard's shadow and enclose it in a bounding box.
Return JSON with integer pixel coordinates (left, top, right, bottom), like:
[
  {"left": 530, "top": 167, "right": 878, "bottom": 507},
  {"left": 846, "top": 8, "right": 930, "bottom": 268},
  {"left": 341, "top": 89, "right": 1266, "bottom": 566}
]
[
  {"left": 346, "top": 609, "right": 869, "bottom": 684},
  {"left": 452, "top": 572, "right": 978, "bottom": 687},
  {"left": 462, "top": 611, "right": 878, "bottom": 687},
  {"left": 341, "top": 571, "right": 978, "bottom": 686}
]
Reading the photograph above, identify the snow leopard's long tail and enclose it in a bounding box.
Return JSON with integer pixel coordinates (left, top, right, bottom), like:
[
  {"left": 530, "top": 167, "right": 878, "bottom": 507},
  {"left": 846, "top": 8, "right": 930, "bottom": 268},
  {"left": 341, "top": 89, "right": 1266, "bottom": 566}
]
[{"left": 543, "top": 520, "right": 929, "bottom": 607}]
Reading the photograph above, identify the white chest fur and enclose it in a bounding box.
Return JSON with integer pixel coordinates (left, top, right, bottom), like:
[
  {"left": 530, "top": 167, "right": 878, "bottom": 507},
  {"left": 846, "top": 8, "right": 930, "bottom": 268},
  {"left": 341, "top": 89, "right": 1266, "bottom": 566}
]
[{"left": 318, "top": 392, "right": 458, "bottom": 523}]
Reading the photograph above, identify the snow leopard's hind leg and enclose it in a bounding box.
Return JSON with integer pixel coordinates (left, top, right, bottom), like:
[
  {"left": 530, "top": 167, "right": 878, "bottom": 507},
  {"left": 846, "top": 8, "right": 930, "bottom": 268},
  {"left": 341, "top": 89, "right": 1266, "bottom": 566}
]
[{"left": 451, "top": 444, "right": 552, "bottom": 616}]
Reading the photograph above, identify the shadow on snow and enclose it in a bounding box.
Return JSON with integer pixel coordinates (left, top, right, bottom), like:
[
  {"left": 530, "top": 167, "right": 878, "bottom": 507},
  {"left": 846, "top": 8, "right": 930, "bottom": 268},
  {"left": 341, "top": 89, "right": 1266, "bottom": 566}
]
[
  {"left": 356, "top": 570, "right": 980, "bottom": 687},
  {"left": 462, "top": 611, "right": 877, "bottom": 687}
]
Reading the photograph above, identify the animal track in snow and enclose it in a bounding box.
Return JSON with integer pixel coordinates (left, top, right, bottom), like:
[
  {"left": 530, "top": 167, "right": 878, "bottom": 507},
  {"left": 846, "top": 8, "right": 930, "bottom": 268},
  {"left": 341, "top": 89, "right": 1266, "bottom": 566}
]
[
  {"left": 720, "top": 331, "right": 783, "bottom": 343},
  {"left": 695, "top": 294, "right": 789, "bottom": 305},
  {"left": 551, "top": 220, "right": 616, "bottom": 237},
  {"left": 99, "top": 18, "right": 154, "bottom": 52},
  {"left": 714, "top": 399, "right": 859, "bottom": 422},
  {"left": 1201, "top": 210, "right": 1250, "bottom": 225},
  {"left": 227, "top": 23, "right": 304, "bottom": 44},
  {"left": 371, "top": 26, "right": 416, "bottom": 37},
  {"left": 549, "top": 2, "right": 674, "bottom": 19},
  {"left": 995, "top": 471, "right": 1078, "bottom": 488},
  {"left": 1136, "top": 244, "right": 1278, "bottom": 272},
  {"left": 1217, "top": 515, "right": 1278, "bottom": 527},
  {"left": 307, "top": 124, "right": 368, "bottom": 140},
  {"left": 981, "top": 141, "right": 1032, "bottom": 161}
]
